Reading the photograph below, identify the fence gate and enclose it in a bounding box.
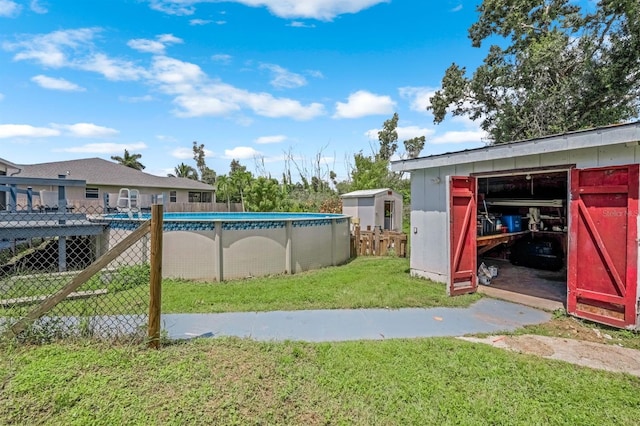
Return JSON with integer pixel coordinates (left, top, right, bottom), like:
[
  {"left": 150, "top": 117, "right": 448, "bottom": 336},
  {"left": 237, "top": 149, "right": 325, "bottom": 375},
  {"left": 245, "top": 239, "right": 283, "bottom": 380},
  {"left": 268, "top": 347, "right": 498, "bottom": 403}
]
[{"left": 0, "top": 202, "right": 156, "bottom": 343}]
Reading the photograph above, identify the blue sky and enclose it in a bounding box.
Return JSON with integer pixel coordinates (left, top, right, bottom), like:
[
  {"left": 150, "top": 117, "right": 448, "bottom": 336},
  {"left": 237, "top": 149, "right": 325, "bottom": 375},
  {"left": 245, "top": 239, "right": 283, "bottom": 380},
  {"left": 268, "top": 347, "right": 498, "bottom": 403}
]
[{"left": 1, "top": 0, "right": 492, "bottom": 180}]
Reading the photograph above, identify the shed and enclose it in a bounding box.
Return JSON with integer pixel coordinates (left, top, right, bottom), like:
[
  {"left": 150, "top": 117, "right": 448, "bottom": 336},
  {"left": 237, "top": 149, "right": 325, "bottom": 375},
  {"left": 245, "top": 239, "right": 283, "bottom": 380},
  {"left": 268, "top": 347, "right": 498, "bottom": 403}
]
[
  {"left": 341, "top": 188, "right": 403, "bottom": 232},
  {"left": 391, "top": 121, "right": 640, "bottom": 330}
]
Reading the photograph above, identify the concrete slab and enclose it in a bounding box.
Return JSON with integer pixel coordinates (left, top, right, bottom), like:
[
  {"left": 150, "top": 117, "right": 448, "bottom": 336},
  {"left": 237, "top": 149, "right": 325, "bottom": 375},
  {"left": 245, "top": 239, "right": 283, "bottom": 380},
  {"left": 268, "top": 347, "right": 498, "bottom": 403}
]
[{"left": 162, "top": 298, "right": 551, "bottom": 342}]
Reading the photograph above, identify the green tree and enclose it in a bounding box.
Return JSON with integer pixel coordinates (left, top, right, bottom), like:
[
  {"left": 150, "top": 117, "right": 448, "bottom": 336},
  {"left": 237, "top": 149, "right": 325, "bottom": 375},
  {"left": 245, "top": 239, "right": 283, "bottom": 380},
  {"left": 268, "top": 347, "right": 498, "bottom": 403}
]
[
  {"left": 192, "top": 141, "right": 216, "bottom": 185},
  {"left": 245, "top": 177, "right": 286, "bottom": 212},
  {"left": 377, "top": 112, "right": 399, "bottom": 161},
  {"left": 429, "top": 0, "right": 640, "bottom": 144},
  {"left": 215, "top": 175, "right": 232, "bottom": 211},
  {"left": 168, "top": 163, "right": 198, "bottom": 180},
  {"left": 349, "top": 153, "right": 392, "bottom": 191},
  {"left": 110, "top": 149, "right": 145, "bottom": 170},
  {"left": 403, "top": 136, "right": 425, "bottom": 159},
  {"left": 228, "top": 160, "right": 253, "bottom": 212}
]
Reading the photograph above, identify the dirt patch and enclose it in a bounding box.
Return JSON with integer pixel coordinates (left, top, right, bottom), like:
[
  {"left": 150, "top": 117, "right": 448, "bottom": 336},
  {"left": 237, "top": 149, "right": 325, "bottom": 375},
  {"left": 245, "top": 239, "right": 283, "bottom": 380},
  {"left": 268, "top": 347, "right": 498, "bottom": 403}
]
[{"left": 459, "top": 334, "right": 640, "bottom": 377}]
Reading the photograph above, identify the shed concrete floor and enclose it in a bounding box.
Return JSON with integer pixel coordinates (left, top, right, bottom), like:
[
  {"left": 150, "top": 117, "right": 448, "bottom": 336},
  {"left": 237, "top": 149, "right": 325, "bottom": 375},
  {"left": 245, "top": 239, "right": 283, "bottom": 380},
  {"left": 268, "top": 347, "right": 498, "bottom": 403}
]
[
  {"left": 162, "top": 298, "right": 551, "bottom": 342},
  {"left": 478, "top": 258, "right": 566, "bottom": 312}
]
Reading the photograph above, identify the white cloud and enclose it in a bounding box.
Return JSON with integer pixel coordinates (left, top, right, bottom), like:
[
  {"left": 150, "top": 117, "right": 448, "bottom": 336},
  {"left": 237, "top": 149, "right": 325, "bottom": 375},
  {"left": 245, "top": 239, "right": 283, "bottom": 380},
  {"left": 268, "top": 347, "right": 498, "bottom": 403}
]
[
  {"left": 255, "top": 135, "right": 286, "bottom": 144},
  {"left": 56, "top": 142, "right": 147, "bottom": 154},
  {"left": 430, "top": 130, "right": 486, "bottom": 144},
  {"left": 128, "top": 34, "right": 183, "bottom": 54},
  {"left": 0, "top": 124, "right": 59, "bottom": 138},
  {"left": 451, "top": 4, "right": 463, "bottom": 12},
  {"left": 224, "top": 146, "right": 261, "bottom": 159},
  {"left": 171, "top": 147, "right": 193, "bottom": 159},
  {"left": 306, "top": 69, "right": 324, "bottom": 79},
  {"left": 4, "top": 28, "right": 147, "bottom": 81},
  {"left": 0, "top": 0, "right": 21, "bottom": 17},
  {"left": 128, "top": 39, "right": 165, "bottom": 54},
  {"left": 399, "top": 86, "right": 437, "bottom": 113},
  {"left": 212, "top": 53, "right": 232, "bottom": 64},
  {"left": 79, "top": 53, "right": 148, "bottom": 81},
  {"left": 147, "top": 0, "right": 389, "bottom": 21},
  {"left": 5, "top": 28, "right": 325, "bottom": 122},
  {"left": 333, "top": 90, "right": 395, "bottom": 119},
  {"left": 215, "top": 20, "right": 227, "bottom": 25},
  {"left": 260, "top": 63, "right": 306, "bottom": 89},
  {"left": 148, "top": 0, "right": 196, "bottom": 15},
  {"left": 171, "top": 146, "right": 213, "bottom": 159},
  {"left": 119, "top": 94, "right": 154, "bottom": 103},
  {"left": 31, "top": 74, "right": 85, "bottom": 91},
  {"left": 365, "top": 125, "right": 434, "bottom": 141},
  {"left": 4, "top": 28, "right": 97, "bottom": 68},
  {"left": 158, "top": 34, "right": 182, "bottom": 44},
  {"left": 289, "top": 21, "right": 316, "bottom": 28},
  {"left": 189, "top": 18, "right": 212, "bottom": 25},
  {"left": 30, "top": 0, "right": 47, "bottom": 14},
  {"left": 149, "top": 56, "right": 325, "bottom": 120},
  {"left": 53, "top": 123, "right": 119, "bottom": 138}
]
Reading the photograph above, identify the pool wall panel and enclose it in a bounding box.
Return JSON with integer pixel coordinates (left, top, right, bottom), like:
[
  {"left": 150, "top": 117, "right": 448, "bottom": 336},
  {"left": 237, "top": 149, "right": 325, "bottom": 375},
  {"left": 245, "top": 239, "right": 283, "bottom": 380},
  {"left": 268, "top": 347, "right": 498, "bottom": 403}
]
[
  {"left": 222, "top": 226, "right": 286, "bottom": 280},
  {"left": 163, "top": 231, "right": 217, "bottom": 280},
  {"left": 292, "top": 222, "right": 333, "bottom": 273}
]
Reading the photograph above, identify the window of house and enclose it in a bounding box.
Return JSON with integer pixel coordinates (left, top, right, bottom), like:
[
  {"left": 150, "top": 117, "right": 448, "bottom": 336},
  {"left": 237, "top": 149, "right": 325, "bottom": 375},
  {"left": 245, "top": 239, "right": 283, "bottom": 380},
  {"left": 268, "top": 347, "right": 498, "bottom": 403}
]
[
  {"left": 85, "top": 187, "right": 99, "bottom": 199},
  {"left": 188, "top": 191, "right": 212, "bottom": 203},
  {"left": 169, "top": 191, "right": 177, "bottom": 203}
]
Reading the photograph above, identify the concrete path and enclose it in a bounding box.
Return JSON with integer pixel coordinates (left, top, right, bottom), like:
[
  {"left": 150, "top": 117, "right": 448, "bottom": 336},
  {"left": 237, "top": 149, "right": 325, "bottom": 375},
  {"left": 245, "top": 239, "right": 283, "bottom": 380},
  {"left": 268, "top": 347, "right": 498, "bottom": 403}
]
[{"left": 162, "top": 298, "right": 551, "bottom": 342}]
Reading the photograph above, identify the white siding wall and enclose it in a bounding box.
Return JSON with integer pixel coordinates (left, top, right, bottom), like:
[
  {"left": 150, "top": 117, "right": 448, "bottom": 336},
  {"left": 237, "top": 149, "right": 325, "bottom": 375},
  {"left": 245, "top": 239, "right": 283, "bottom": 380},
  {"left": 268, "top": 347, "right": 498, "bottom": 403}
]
[{"left": 410, "top": 142, "right": 640, "bottom": 284}]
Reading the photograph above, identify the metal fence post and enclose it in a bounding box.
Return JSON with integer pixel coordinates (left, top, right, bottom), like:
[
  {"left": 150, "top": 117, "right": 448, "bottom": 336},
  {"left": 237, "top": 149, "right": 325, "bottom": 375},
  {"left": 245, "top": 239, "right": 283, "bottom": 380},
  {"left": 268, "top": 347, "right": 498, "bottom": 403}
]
[{"left": 148, "top": 204, "right": 163, "bottom": 348}]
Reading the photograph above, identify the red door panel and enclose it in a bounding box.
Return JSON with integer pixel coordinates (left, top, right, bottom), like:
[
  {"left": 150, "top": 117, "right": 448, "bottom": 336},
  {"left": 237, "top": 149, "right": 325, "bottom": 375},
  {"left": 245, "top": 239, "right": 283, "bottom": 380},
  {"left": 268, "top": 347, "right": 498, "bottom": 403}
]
[
  {"left": 449, "top": 176, "right": 477, "bottom": 296},
  {"left": 568, "top": 165, "right": 639, "bottom": 329}
]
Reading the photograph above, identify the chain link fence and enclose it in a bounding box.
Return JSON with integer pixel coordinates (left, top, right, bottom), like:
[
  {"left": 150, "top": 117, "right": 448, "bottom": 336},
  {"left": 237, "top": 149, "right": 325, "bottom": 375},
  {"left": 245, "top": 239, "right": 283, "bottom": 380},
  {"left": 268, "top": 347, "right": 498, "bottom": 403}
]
[{"left": 0, "top": 204, "right": 150, "bottom": 343}]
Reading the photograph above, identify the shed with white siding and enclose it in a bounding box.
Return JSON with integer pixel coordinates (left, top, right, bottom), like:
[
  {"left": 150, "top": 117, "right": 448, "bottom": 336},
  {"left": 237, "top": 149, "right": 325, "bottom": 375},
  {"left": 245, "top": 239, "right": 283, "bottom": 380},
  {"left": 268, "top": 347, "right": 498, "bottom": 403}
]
[
  {"left": 391, "top": 122, "right": 640, "bottom": 329},
  {"left": 341, "top": 188, "right": 403, "bottom": 232}
]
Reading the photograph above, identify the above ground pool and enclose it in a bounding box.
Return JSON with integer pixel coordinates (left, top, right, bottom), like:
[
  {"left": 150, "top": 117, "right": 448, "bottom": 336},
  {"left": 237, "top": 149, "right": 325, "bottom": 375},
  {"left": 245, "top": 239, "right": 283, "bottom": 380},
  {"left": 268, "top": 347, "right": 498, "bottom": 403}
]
[{"left": 102, "top": 212, "right": 352, "bottom": 281}]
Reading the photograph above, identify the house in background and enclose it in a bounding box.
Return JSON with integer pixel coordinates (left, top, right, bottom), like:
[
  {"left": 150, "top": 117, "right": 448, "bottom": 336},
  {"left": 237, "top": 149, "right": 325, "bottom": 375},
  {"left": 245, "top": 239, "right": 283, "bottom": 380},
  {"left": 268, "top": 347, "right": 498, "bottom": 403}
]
[
  {"left": 341, "top": 188, "right": 403, "bottom": 232},
  {"left": 12, "top": 158, "right": 215, "bottom": 210},
  {"left": 0, "top": 157, "right": 21, "bottom": 209}
]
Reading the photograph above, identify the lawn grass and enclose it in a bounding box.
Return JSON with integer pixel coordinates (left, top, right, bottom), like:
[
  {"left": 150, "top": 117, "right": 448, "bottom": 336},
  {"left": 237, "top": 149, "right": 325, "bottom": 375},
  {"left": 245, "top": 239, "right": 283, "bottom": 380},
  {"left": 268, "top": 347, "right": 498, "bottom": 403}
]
[
  {"left": 162, "top": 256, "right": 481, "bottom": 313},
  {"left": 1, "top": 337, "right": 638, "bottom": 425}
]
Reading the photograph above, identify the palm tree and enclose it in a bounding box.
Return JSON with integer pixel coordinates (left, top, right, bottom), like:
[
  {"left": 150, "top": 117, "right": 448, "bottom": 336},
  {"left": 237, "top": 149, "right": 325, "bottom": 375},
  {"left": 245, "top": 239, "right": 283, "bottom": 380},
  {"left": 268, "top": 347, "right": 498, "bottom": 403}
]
[
  {"left": 168, "top": 163, "right": 198, "bottom": 180},
  {"left": 216, "top": 175, "right": 231, "bottom": 211},
  {"left": 111, "top": 149, "right": 145, "bottom": 170}
]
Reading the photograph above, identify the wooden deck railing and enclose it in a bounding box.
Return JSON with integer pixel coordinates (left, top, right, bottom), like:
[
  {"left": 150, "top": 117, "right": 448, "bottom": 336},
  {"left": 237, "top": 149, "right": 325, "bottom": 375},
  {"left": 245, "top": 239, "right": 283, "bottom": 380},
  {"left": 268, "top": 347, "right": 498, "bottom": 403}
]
[{"left": 350, "top": 225, "right": 407, "bottom": 257}]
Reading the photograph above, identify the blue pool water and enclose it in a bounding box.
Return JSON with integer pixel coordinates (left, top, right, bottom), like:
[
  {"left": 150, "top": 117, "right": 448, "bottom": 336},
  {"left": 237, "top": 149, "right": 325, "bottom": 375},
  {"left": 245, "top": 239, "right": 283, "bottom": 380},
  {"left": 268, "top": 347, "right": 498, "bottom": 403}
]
[{"left": 107, "top": 212, "right": 346, "bottom": 221}]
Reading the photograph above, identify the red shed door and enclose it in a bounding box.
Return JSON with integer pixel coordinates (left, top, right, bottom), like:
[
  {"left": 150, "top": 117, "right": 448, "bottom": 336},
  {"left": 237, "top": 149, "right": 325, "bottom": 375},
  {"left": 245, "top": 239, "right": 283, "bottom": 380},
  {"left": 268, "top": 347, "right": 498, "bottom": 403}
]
[
  {"left": 449, "top": 176, "right": 477, "bottom": 296},
  {"left": 568, "top": 164, "right": 639, "bottom": 328}
]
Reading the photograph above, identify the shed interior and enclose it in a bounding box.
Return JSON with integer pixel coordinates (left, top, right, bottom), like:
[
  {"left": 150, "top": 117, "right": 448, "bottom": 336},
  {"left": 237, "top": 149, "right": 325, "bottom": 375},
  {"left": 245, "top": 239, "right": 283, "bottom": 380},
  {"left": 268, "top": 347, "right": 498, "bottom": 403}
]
[{"left": 474, "top": 170, "right": 569, "bottom": 306}]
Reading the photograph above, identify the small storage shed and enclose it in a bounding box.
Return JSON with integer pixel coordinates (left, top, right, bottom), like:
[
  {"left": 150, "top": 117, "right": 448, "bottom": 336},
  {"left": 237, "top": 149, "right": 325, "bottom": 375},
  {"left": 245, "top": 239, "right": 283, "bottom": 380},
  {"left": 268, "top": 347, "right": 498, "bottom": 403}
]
[
  {"left": 341, "top": 188, "right": 403, "bottom": 232},
  {"left": 391, "top": 122, "right": 640, "bottom": 330}
]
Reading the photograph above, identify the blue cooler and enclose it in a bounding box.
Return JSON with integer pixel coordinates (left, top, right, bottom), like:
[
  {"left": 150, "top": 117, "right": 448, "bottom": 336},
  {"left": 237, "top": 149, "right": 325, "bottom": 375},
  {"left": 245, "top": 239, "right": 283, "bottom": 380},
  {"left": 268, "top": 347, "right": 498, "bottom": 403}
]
[{"left": 502, "top": 215, "right": 522, "bottom": 232}]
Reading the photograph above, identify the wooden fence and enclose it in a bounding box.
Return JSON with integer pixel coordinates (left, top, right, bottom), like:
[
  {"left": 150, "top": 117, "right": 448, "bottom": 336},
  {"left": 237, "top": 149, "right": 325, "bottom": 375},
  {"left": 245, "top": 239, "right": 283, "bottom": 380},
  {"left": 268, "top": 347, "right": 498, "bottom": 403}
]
[{"left": 351, "top": 225, "right": 407, "bottom": 257}]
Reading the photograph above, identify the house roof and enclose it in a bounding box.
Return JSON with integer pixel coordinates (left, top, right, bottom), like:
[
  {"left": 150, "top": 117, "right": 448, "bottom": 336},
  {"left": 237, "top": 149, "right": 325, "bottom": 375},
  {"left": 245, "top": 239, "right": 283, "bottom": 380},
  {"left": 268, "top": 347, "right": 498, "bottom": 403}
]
[
  {"left": 341, "top": 188, "right": 396, "bottom": 198},
  {"left": 0, "top": 157, "right": 20, "bottom": 171},
  {"left": 16, "top": 158, "right": 214, "bottom": 191},
  {"left": 391, "top": 121, "right": 640, "bottom": 172}
]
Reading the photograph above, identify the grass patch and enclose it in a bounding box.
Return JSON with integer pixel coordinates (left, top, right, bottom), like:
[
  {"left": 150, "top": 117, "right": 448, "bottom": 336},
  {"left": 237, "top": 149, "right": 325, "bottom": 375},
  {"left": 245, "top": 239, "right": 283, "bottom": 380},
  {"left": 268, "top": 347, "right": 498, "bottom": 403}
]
[
  {"left": 1, "top": 337, "right": 638, "bottom": 425},
  {"left": 162, "top": 257, "right": 480, "bottom": 313}
]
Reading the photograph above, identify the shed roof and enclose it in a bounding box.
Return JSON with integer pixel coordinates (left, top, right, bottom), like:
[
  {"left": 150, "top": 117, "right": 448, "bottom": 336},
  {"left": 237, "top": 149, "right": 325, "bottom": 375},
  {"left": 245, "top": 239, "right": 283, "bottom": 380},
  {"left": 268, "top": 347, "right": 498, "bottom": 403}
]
[
  {"left": 16, "top": 158, "right": 214, "bottom": 191},
  {"left": 341, "top": 188, "right": 396, "bottom": 198},
  {"left": 391, "top": 121, "right": 640, "bottom": 172}
]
